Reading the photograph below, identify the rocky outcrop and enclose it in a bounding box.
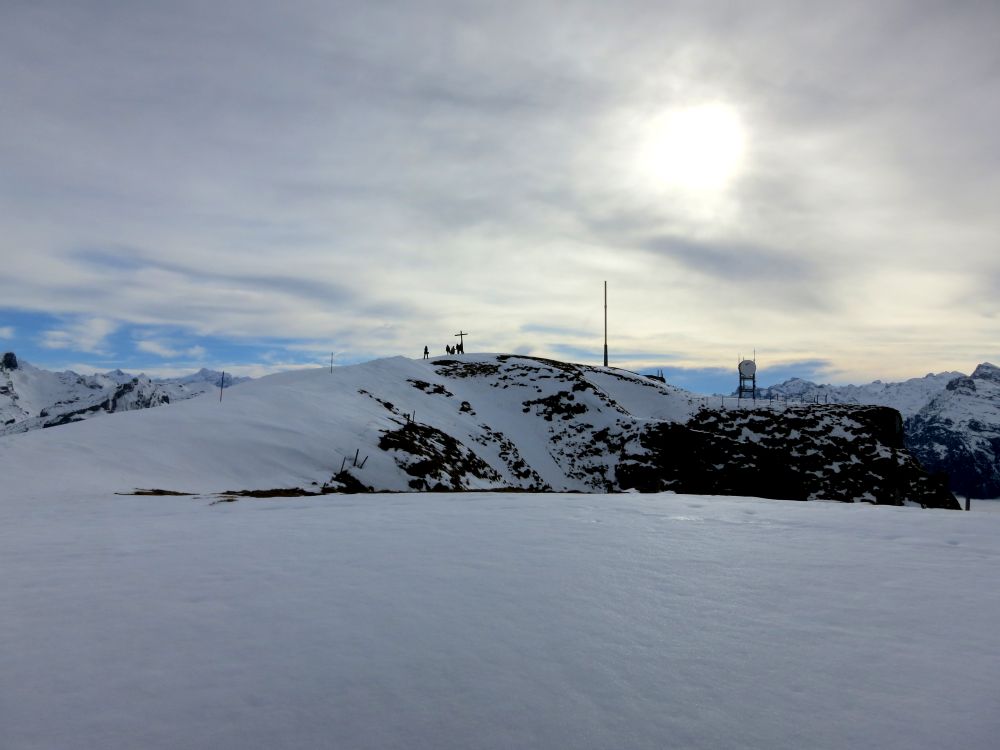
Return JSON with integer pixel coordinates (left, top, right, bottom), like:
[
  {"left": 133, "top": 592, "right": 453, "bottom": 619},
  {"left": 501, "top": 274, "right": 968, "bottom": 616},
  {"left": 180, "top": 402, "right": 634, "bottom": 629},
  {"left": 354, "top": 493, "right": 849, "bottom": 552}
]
[
  {"left": 617, "top": 405, "right": 956, "bottom": 509},
  {"left": 379, "top": 421, "right": 505, "bottom": 491},
  {"left": 760, "top": 363, "right": 1000, "bottom": 498}
]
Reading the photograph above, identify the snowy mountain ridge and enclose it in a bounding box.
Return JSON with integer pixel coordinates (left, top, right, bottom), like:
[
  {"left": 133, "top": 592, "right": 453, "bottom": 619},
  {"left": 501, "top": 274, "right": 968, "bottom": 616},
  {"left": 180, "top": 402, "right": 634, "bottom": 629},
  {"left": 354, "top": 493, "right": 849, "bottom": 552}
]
[
  {"left": 0, "top": 352, "right": 249, "bottom": 436},
  {"left": 759, "top": 363, "right": 1000, "bottom": 497},
  {"left": 757, "top": 369, "right": 965, "bottom": 418},
  {"left": 166, "top": 367, "right": 248, "bottom": 388},
  {"left": 0, "top": 353, "right": 957, "bottom": 508}
]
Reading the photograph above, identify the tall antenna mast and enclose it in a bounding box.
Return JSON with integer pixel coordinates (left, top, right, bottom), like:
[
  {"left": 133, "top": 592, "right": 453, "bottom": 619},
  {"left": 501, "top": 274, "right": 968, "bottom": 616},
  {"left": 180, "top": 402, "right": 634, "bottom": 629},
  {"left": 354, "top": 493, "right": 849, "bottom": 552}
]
[{"left": 603, "top": 281, "right": 608, "bottom": 367}]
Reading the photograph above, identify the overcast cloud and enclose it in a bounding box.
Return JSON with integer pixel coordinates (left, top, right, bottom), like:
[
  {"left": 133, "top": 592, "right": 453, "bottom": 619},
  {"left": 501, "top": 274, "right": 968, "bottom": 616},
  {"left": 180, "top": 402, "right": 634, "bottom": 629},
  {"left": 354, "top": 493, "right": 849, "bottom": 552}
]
[{"left": 1, "top": 0, "right": 998, "bottom": 388}]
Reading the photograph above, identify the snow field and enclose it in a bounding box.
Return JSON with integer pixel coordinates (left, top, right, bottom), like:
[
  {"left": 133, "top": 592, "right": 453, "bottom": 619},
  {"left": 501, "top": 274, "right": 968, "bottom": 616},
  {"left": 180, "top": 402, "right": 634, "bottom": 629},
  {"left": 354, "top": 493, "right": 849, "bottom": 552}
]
[{"left": 2, "top": 491, "right": 998, "bottom": 750}]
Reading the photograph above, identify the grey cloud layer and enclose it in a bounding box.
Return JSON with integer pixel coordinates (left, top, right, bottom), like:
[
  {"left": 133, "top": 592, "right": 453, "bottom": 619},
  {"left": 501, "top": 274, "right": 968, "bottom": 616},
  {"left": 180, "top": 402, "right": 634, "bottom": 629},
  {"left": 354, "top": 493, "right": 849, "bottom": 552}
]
[{"left": 1, "top": 0, "right": 998, "bottom": 378}]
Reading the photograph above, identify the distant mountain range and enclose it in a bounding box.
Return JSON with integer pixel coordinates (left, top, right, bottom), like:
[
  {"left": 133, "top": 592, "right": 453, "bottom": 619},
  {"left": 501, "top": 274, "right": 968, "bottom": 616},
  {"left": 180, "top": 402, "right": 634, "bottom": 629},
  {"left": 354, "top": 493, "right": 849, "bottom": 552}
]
[
  {"left": 755, "top": 364, "right": 1000, "bottom": 498},
  {"left": 0, "top": 352, "right": 250, "bottom": 436}
]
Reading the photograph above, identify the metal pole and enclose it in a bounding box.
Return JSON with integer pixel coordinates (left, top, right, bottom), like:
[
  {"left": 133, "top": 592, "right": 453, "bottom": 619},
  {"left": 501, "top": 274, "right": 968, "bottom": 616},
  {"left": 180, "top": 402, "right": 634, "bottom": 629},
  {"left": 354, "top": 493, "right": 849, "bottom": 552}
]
[{"left": 603, "top": 281, "right": 608, "bottom": 367}]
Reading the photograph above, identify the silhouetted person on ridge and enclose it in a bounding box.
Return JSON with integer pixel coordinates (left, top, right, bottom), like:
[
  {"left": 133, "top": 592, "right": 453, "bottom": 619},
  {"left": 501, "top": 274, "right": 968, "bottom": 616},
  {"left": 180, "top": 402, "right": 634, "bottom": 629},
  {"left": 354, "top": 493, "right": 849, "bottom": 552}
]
[{"left": 423, "top": 346, "right": 429, "bottom": 359}]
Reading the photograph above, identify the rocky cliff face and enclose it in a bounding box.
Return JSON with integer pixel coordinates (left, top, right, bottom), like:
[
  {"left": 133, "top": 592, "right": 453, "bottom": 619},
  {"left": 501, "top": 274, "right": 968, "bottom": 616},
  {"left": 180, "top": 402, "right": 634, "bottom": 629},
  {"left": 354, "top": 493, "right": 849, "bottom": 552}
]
[{"left": 617, "top": 405, "right": 953, "bottom": 508}]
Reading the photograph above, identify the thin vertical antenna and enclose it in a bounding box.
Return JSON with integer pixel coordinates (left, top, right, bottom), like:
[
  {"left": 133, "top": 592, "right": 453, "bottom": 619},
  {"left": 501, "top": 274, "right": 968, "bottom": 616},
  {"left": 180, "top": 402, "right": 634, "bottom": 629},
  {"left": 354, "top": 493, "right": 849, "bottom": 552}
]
[
  {"left": 330, "top": 352, "right": 334, "bottom": 374},
  {"left": 603, "top": 281, "right": 608, "bottom": 367},
  {"left": 219, "top": 371, "right": 224, "bottom": 402}
]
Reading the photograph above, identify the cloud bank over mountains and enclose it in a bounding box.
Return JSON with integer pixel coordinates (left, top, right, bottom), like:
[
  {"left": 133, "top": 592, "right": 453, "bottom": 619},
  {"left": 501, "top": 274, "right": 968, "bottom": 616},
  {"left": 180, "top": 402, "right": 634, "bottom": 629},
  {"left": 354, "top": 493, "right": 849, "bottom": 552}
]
[{"left": 2, "top": 1, "right": 998, "bottom": 385}]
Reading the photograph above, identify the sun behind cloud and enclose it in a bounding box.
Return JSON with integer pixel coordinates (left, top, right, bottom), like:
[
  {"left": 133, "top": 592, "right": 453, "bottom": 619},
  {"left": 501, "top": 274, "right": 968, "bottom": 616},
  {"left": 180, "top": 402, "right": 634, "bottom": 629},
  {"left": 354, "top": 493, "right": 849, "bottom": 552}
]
[{"left": 639, "top": 103, "right": 747, "bottom": 191}]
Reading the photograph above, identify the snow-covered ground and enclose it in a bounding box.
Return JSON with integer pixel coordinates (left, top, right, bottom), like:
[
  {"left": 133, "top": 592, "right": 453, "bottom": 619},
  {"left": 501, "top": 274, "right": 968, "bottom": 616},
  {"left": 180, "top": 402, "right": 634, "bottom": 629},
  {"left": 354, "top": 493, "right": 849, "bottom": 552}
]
[{"left": 2, "top": 490, "right": 997, "bottom": 750}]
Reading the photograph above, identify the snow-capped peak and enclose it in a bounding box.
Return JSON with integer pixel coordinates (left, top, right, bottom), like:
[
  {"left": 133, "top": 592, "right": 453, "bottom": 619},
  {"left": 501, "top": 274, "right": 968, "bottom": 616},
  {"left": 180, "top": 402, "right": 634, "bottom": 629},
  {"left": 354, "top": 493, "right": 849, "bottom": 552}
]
[
  {"left": 971, "top": 362, "right": 1000, "bottom": 383},
  {"left": 0, "top": 354, "right": 253, "bottom": 436}
]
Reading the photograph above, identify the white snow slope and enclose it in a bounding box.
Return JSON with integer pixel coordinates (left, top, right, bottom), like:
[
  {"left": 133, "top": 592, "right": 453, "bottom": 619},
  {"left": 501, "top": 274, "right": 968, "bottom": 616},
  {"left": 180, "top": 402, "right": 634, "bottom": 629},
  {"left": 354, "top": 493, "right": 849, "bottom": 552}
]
[
  {"left": 2, "top": 490, "right": 998, "bottom": 750},
  {"left": 0, "top": 354, "right": 705, "bottom": 497}
]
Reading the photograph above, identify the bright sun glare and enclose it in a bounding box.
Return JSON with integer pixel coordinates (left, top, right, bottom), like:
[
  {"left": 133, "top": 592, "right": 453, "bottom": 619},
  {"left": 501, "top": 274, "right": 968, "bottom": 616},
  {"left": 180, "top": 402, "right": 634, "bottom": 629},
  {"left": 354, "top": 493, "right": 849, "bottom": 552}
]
[{"left": 641, "top": 103, "right": 746, "bottom": 191}]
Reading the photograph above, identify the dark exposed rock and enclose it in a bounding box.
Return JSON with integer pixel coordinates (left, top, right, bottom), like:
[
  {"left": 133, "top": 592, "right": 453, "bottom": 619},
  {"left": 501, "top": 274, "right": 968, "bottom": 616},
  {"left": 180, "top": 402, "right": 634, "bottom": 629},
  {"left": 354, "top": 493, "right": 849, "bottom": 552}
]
[
  {"left": 616, "top": 405, "right": 956, "bottom": 508},
  {"left": 521, "top": 391, "right": 589, "bottom": 421},
  {"left": 379, "top": 421, "right": 504, "bottom": 491},
  {"left": 407, "top": 379, "right": 454, "bottom": 397},
  {"left": 118, "top": 488, "right": 195, "bottom": 496},
  {"left": 358, "top": 388, "right": 398, "bottom": 414},
  {"left": 433, "top": 360, "right": 501, "bottom": 379},
  {"left": 474, "top": 424, "right": 550, "bottom": 488},
  {"left": 328, "top": 470, "right": 374, "bottom": 493},
  {"left": 1, "top": 352, "right": 17, "bottom": 370},
  {"left": 217, "top": 471, "right": 375, "bottom": 497},
  {"left": 617, "top": 422, "right": 797, "bottom": 499},
  {"left": 946, "top": 377, "right": 976, "bottom": 393}
]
